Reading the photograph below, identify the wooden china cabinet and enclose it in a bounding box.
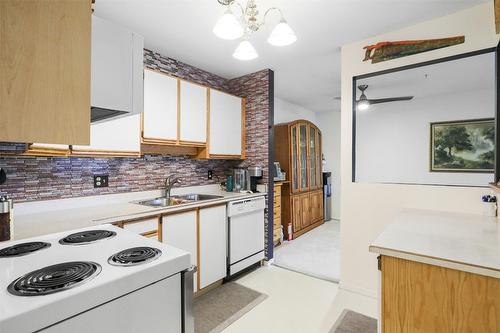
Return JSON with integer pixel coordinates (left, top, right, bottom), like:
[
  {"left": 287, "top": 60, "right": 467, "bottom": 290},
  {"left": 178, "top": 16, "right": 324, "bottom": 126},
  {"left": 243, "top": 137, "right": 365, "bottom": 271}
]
[{"left": 274, "top": 120, "right": 324, "bottom": 239}]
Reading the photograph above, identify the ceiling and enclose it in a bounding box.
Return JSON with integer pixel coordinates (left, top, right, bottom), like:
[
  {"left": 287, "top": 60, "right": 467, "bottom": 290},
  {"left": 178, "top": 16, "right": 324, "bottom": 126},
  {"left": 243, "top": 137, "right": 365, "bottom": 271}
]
[
  {"left": 357, "top": 51, "right": 495, "bottom": 101},
  {"left": 94, "top": 0, "right": 490, "bottom": 113}
]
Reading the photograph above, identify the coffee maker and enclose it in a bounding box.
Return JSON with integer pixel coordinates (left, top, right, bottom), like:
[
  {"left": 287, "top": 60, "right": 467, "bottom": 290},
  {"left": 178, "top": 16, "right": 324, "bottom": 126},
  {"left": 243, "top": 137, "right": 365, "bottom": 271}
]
[{"left": 247, "top": 166, "right": 263, "bottom": 193}]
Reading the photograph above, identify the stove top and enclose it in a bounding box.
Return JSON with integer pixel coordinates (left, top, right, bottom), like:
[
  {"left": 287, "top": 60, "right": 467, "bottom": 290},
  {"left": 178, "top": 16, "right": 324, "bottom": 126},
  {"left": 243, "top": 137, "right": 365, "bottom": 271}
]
[
  {"left": 8, "top": 261, "right": 101, "bottom": 297},
  {"left": 108, "top": 247, "right": 162, "bottom": 267},
  {"left": 59, "top": 229, "right": 116, "bottom": 245},
  {"left": 0, "top": 242, "right": 51, "bottom": 257},
  {"left": 0, "top": 225, "right": 190, "bottom": 333}
]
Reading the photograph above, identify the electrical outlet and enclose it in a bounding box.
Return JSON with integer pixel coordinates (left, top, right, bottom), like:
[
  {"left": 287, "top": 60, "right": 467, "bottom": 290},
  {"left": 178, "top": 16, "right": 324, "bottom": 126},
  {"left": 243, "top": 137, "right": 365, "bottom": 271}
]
[
  {"left": 208, "top": 170, "right": 213, "bottom": 180},
  {"left": 93, "top": 175, "right": 109, "bottom": 188}
]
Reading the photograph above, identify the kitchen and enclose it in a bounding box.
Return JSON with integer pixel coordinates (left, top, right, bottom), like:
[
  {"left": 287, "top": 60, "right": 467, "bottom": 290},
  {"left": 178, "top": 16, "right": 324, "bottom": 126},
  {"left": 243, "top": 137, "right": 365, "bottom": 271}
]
[
  {"left": 1, "top": 1, "right": 272, "bottom": 332},
  {"left": 2, "top": 1, "right": 500, "bottom": 333}
]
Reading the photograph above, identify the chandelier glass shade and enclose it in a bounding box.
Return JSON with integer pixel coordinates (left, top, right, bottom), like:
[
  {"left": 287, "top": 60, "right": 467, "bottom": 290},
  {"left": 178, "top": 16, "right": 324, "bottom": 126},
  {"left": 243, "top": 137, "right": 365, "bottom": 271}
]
[
  {"left": 213, "top": 8, "right": 244, "bottom": 40},
  {"left": 233, "top": 40, "right": 259, "bottom": 60},
  {"left": 268, "top": 19, "right": 297, "bottom": 46},
  {"left": 213, "top": 0, "right": 297, "bottom": 60}
]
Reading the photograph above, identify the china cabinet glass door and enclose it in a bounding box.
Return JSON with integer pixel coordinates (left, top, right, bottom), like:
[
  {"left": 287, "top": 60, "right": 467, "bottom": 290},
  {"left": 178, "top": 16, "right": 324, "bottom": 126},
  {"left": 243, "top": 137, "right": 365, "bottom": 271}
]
[
  {"left": 316, "top": 131, "right": 322, "bottom": 187},
  {"left": 299, "top": 123, "right": 308, "bottom": 190},
  {"left": 309, "top": 126, "right": 317, "bottom": 189},
  {"left": 291, "top": 125, "right": 299, "bottom": 191}
]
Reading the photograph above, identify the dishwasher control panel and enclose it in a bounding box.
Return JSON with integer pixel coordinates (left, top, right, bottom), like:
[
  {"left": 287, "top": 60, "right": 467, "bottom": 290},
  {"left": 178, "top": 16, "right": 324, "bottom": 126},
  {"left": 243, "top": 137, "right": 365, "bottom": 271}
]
[{"left": 227, "top": 197, "right": 266, "bottom": 217}]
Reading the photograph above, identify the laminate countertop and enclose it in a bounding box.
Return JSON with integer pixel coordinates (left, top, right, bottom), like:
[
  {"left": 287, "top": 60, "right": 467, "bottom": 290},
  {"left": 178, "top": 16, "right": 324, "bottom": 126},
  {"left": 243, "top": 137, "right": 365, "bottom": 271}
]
[
  {"left": 11, "top": 185, "right": 267, "bottom": 240},
  {"left": 369, "top": 209, "right": 500, "bottom": 279}
]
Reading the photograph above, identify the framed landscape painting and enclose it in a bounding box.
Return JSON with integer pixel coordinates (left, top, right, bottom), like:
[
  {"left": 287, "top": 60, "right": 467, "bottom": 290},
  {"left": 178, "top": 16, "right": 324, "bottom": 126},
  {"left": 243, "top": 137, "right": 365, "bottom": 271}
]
[{"left": 430, "top": 118, "right": 494, "bottom": 173}]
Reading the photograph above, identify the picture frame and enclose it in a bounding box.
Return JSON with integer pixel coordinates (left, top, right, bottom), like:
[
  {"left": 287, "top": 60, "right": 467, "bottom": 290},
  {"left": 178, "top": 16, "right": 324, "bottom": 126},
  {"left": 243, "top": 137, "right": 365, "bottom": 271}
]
[{"left": 430, "top": 118, "right": 495, "bottom": 173}]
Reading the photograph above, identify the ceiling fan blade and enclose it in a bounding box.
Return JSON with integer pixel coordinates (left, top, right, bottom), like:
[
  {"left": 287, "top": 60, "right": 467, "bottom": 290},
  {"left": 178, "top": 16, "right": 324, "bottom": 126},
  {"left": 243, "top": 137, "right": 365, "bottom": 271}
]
[{"left": 368, "top": 96, "right": 414, "bottom": 105}]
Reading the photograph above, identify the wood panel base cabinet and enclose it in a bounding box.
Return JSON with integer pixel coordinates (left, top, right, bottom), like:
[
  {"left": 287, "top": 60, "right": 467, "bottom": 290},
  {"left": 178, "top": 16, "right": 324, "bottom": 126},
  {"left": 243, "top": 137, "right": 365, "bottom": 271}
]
[{"left": 380, "top": 255, "right": 500, "bottom": 333}]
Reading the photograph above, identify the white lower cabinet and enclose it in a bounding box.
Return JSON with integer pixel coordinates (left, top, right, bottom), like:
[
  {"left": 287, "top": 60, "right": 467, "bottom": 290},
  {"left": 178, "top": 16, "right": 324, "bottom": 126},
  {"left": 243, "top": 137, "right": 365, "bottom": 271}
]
[
  {"left": 161, "top": 205, "right": 227, "bottom": 292},
  {"left": 162, "top": 211, "right": 198, "bottom": 292},
  {"left": 199, "top": 205, "right": 227, "bottom": 289}
]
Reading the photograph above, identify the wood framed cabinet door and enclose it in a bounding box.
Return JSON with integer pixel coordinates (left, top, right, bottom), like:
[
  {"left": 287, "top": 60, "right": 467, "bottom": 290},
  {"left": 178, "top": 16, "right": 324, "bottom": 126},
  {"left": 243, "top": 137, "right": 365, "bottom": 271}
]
[
  {"left": 309, "top": 125, "right": 318, "bottom": 190},
  {"left": 316, "top": 130, "right": 323, "bottom": 189},
  {"left": 209, "top": 89, "right": 244, "bottom": 158},
  {"left": 199, "top": 206, "right": 227, "bottom": 289},
  {"left": 300, "top": 193, "right": 311, "bottom": 229},
  {"left": 0, "top": 0, "right": 91, "bottom": 145},
  {"left": 291, "top": 124, "right": 300, "bottom": 193},
  {"left": 310, "top": 190, "right": 324, "bottom": 223},
  {"left": 72, "top": 114, "right": 141, "bottom": 157},
  {"left": 291, "top": 195, "right": 302, "bottom": 233},
  {"left": 143, "top": 69, "right": 178, "bottom": 142},
  {"left": 298, "top": 123, "right": 309, "bottom": 192},
  {"left": 179, "top": 80, "right": 207, "bottom": 144},
  {"left": 161, "top": 211, "right": 198, "bottom": 292},
  {"left": 381, "top": 255, "right": 500, "bottom": 333}
]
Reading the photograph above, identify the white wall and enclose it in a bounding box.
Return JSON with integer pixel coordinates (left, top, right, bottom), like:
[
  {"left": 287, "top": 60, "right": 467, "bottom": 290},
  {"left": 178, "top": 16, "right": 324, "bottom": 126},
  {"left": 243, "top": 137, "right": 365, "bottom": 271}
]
[
  {"left": 274, "top": 97, "right": 317, "bottom": 124},
  {"left": 340, "top": 3, "right": 499, "bottom": 297},
  {"left": 356, "top": 89, "right": 495, "bottom": 186},
  {"left": 316, "top": 111, "right": 341, "bottom": 220}
]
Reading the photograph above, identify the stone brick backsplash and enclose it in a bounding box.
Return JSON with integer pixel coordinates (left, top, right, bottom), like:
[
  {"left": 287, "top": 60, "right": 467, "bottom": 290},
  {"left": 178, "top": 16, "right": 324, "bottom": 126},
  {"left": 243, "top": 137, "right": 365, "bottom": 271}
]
[
  {"left": 0, "top": 49, "right": 271, "bottom": 203},
  {"left": 0, "top": 49, "right": 273, "bottom": 259},
  {"left": 0, "top": 156, "right": 239, "bottom": 202},
  {"left": 228, "top": 70, "right": 270, "bottom": 182}
]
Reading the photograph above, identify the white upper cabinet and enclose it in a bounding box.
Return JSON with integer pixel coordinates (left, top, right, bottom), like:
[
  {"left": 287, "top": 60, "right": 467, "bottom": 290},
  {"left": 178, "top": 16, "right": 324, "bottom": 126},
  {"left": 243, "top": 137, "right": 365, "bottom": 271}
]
[
  {"left": 91, "top": 15, "right": 143, "bottom": 116},
  {"left": 72, "top": 114, "right": 141, "bottom": 154},
  {"left": 143, "top": 69, "right": 178, "bottom": 141},
  {"left": 209, "top": 90, "right": 243, "bottom": 156},
  {"left": 179, "top": 81, "right": 207, "bottom": 143}
]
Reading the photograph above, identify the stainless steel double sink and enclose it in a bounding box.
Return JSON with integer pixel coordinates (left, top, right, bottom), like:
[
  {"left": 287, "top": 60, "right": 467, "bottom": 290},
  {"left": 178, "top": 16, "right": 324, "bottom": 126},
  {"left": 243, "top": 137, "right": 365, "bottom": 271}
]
[{"left": 135, "top": 194, "right": 224, "bottom": 208}]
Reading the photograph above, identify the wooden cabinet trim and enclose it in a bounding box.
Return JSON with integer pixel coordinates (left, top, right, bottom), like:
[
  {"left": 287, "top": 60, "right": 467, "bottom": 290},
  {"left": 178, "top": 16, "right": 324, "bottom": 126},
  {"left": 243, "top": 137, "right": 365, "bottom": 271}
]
[
  {"left": 196, "top": 209, "right": 201, "bottom": 291},
  {"left": 241, "top": 97, "right": 246, "bottom": 159}
]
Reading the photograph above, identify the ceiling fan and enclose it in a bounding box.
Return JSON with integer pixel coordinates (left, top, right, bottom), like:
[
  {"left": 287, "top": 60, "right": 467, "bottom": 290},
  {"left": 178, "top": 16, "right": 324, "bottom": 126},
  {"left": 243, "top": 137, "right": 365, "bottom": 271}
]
[{"left": 357, "top": 84, "right": 413, "bottom": 110}]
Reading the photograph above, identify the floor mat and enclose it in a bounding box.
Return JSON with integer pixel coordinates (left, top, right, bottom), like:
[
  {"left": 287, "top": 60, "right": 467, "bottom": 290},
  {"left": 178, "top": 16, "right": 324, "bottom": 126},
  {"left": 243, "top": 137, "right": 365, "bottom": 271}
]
[
  {"left": 329, "top": 309, "right": 377, "bottom": 333},
  {"left": 194, "top": 282, "right": 267, "bottom": 333}
]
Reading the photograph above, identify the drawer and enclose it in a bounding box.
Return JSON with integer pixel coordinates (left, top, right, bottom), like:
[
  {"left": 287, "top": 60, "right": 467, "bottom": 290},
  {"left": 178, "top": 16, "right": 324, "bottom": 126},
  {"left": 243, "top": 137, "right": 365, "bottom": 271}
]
[
  {"left": 273, "top": 228, "right": 281, "bottom": 239},
  {"left": 274, "top": 185, "right": 281, "bottom": 196},
  {"left": 123, "top": 218, "right": 158, "bottom": 235},
  {"left": 273, "top": 196, "right": 281, "bottom": 207},
  {"left": 274, "top": 207, "right": 281, "bottom": 219},
  {"left": 274, "top": 216, "right": 281, "bottom": 228}
]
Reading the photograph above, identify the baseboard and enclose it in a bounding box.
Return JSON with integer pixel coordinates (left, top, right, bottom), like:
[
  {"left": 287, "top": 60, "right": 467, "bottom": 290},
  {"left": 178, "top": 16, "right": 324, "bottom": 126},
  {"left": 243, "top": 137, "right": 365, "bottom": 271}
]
[
  {"left": 263, "top": 258, "right": 274, "bottom": 266},
  {"left": 339, "top": 282, "right": 378, "bottom": 299}
]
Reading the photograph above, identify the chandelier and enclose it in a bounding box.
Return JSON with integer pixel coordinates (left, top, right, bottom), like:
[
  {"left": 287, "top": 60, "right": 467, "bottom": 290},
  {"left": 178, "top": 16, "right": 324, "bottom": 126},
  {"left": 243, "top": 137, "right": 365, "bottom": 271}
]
[{"left": 213, "top": 0, "right": 297, "bottom": 61}]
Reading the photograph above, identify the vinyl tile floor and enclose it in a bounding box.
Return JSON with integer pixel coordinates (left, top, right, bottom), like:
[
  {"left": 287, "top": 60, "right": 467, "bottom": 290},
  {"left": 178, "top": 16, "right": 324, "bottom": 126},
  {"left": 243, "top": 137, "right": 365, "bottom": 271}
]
[{"left": 222, "top": 266, "right": 378, "bottom": 333}]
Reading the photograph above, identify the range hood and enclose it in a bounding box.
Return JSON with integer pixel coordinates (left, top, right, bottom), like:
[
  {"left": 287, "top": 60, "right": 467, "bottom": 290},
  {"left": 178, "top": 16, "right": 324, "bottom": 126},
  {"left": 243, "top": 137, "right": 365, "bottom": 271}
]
[{"left": 91, "top": 16, "right": 144, "bottom": 123}]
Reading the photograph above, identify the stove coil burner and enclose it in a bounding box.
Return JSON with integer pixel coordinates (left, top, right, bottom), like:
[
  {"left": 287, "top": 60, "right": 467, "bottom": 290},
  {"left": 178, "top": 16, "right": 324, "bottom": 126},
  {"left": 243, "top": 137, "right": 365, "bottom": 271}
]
[
  {"left": 7, "top": 261, "right": 101, "bottom": 296},
  {"left": 108, "top": 247, "right": 162, "bottom": 267},
  {"left": 59, "top": 230, "right": 116, "bottom": 245},
  {"left": 0, "top": 242, "right": 51, "bottom": 257}
]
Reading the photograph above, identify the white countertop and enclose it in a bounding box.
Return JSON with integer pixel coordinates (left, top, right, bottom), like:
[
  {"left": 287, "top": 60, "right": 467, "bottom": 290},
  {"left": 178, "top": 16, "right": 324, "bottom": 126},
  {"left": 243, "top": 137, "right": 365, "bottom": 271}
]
[
  {"left": 11, "top": 185, "right": 267, "bottom": 240},
  {"left": 369, "top": 209, "right": 500, "bottom": 278}
]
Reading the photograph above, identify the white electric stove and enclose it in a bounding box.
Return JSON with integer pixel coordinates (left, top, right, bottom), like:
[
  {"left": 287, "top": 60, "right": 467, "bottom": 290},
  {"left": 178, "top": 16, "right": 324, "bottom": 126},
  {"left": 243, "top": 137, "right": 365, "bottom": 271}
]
[{"left": 0, "top": 225, "right": 194, "bottom": 333}]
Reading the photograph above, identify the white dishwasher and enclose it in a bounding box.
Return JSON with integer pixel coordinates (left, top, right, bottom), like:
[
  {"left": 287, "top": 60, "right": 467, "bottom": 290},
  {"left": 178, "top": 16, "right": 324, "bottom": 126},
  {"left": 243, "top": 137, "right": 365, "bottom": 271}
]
[{"left": 227, "top": 196, "right": 266, "bottom": 277}]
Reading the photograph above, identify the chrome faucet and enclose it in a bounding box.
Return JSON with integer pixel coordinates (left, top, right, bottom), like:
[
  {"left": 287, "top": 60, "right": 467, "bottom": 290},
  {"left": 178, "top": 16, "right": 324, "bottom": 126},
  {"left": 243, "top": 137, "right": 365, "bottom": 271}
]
[{"left": 165, "top": 175, "right": 182, "bottom": 198}]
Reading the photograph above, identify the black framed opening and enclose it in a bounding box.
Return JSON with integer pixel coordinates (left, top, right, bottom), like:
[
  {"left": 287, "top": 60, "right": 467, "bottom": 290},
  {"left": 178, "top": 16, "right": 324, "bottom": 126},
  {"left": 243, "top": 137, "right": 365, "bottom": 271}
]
[{"left": 351, "top": 47, "right": 497, "bottom": 186}]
